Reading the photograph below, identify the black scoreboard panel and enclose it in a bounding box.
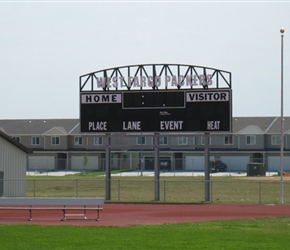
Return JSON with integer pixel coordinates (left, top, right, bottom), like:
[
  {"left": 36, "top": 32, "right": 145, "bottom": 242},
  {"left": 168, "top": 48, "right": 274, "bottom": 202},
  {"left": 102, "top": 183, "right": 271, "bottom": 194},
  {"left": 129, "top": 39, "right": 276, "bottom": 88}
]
[{"left": 80, "top": 90, "right": 231, "bottom": 133}]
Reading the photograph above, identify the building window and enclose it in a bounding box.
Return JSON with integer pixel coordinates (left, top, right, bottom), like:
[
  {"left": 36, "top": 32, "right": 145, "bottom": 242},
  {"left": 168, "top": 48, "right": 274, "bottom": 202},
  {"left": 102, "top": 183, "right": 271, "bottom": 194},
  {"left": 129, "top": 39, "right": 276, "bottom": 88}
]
[
  {"left": 178, "top": 136, "right": 188, "bottom": 145},
  {"left": 246, "top": 135, "right": 256, "bottom": 145},
  {"left": 51, "top": 136, "right": 60, "bottom": 145},
  {"left": 31, "top": 136, "right": 40, "bottom": 145},
  {"left": 94, "top": 137, "right": 103, "bottom": 145},
  {"left": 224, "top": 135, "right": 233, "bottom": 145},
  {"left": 74, "top": 136, "right": 83, "bottom": 145},
  {"left": 201, "top": 136, "right": 211, "bottom": 145},
  {"left": 192, "top": 137, "right": 196, "bottom": 145},
  {"left": 136, "top": 137, "right": 146, "bottom": 145},
  {"left": 159, "top": 137, "right": 168, "bottom": 145},
  {"left": 271, "top": 135, "right": 280, "bottom": 145}
]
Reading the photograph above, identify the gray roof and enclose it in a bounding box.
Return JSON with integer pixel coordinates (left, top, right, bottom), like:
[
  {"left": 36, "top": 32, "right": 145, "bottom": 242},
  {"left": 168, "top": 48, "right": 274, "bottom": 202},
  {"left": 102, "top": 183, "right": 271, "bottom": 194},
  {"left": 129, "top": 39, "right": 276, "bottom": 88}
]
[
  {"left": 232, "top": 117, "right": 276, "bottom": 133},
  {"left": 0, "top": 119, "right": 79, "bottom": 135},
  {"left": 232, "top": 117, "right": 290, "bottom": 134},
  {"left": 266, "top": 117, "right": 290, "bottom": 134},
  {"left": 0, "top": 117, "right": 289, "bottom": 135}
]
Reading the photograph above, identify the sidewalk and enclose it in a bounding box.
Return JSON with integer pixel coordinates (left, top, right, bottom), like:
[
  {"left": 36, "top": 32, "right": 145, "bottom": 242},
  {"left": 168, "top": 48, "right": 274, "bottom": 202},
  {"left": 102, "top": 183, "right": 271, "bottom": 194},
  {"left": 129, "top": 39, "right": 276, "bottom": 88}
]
[{"left": 26, "top": 170, "right": 277, "bottom": 177}]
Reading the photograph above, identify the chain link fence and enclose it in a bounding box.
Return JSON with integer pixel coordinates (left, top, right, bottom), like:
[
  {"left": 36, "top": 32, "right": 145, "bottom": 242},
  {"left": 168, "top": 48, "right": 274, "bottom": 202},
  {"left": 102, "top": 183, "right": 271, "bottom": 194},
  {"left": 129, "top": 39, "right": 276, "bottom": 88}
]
[
  {"left": 19, "top": 155, "right": 290, "bottom": 204},
  {"left": 10, "top": 178, "right": 288, "bottom": 204}
]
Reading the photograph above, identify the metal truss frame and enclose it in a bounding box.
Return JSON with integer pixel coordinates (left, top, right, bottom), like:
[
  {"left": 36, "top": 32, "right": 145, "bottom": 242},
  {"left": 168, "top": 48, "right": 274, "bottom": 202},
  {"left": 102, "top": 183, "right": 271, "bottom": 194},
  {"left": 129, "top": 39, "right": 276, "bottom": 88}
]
[{"left": 80, "top": 64, "right": 231, "bottom": 92}]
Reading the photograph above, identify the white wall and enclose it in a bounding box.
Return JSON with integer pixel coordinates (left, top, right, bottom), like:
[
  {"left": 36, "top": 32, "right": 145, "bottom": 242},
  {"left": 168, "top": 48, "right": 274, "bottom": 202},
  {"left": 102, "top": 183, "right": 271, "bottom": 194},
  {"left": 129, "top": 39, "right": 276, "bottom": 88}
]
[
  {"left": 185, "top": 156, "right": 205, "bottom": 171},
  {"left": 220, "top": 156, "right": 250, "bottom": 171},
  {"left": 268, "top": 156, "right": 290, "bottom": 171},
  {"left": 71, "top": 156, "right": 98, "bottom": 170},
  {"left": 28, "top": 156, "right": 55, "bottom": 171}
]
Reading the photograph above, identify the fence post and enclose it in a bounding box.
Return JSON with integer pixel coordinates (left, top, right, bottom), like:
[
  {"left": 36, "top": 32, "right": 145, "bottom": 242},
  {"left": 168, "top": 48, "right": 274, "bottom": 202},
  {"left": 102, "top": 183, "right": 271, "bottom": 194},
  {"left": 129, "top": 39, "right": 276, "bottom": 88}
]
[
  {"left": 154, "top": 133, "right": 160, "bottom": 201},
  {"left": 163, "top": 180, "right": 166, "bottom": 202},
  {"left": 118, "top": 179, "right": 121, "bottom": 201},
  {"left": 76, "top": 179, "right": 78, "bottom": 197},
  {"left": 210, "top": 180, "right": 213, "bottom": 202},
  {"left": 204, "top": 134, "right": 211, "bottom": 202},
  {"left": 33, "top": 179, "right": 36, "bottom": 197},
  {"left": 259, "top": 181, "right": 261, "bottom": 204}
]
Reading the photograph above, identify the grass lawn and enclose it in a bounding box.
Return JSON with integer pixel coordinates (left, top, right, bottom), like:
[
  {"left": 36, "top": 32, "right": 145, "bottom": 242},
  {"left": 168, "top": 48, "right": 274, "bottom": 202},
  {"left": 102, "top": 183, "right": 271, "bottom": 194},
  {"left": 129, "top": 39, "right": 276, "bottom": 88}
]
[{"left": 1, "top": 217, "right": 290, "bottom": 249}]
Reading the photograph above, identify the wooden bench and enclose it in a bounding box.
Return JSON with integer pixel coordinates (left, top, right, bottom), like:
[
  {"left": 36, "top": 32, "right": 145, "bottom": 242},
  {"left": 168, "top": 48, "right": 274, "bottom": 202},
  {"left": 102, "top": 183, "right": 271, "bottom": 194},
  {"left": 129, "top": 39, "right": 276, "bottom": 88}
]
[{"left": 0, "top": 197, "right": 104, "bottom": 221}]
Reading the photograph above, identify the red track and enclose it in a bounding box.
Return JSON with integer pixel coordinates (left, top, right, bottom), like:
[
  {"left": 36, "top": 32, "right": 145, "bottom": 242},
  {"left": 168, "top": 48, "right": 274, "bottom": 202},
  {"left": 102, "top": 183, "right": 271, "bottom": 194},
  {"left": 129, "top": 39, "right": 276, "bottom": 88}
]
[{"left": 1, "top": 203, "right": 290, "bottom": 227}]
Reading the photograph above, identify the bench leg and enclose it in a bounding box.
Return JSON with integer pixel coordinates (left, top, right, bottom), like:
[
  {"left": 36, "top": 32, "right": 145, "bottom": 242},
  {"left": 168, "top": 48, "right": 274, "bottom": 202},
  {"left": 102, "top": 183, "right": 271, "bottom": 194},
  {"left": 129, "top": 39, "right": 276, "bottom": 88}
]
[
  {"left": 96, "top": 206, "right": 100, "bottom": 221},
  {"left": 28, "top": 207, "right": 32, "bottom": 221},
  {"left": 61, "top": 207, "right": 66, "bottom": 221},
  {"left": 84, "top": 205, "right": 87, "bottom": 220}
]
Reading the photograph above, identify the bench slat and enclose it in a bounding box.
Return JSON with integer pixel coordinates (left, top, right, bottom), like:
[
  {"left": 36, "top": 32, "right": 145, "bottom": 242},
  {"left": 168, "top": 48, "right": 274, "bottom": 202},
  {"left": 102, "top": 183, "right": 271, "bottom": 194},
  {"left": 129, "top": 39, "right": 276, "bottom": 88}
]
[
  {"left": 0, "top": 207, "right": 103, "bottom": 210},
  {"left": 0, "top": 198, "right": 104, "bottom": 206},
  {"left": 0, "top": 198, "right": 104, "bottom": 222}
]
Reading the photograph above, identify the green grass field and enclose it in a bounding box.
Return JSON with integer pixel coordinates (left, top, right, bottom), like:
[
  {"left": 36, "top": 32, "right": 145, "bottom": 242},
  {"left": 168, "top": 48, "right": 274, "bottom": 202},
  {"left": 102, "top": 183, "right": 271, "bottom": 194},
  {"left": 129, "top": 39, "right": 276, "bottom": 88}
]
[{"left": 1, "top": 217, "right": 290, "bottom": 249}]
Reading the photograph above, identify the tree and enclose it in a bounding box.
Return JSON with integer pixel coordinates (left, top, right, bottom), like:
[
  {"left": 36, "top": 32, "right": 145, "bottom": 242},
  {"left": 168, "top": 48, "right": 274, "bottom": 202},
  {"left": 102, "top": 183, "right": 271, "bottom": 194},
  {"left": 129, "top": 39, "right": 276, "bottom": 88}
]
[{"left": 83, "top": 154, "right": 89, "bottom": 172}]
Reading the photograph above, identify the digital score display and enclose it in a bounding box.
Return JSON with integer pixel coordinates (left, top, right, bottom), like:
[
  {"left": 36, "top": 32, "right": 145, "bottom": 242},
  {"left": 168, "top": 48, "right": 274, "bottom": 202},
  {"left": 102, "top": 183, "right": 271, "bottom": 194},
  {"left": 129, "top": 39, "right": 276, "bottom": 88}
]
[
  {"left": 80, "top": 90, "right": 232, "bottom": 133},
  {"left": 123, "top": 91, "right": 185, "bottom": 109}
]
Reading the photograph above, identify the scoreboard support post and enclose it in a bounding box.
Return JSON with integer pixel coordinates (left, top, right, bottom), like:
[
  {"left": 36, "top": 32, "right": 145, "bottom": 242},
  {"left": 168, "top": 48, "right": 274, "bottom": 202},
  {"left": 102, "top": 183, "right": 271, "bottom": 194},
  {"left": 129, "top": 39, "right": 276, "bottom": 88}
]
[
  {"left": 154, "top": 134, "right": 160, "bottom": 201},
  {"left": 105, "top": 134, "right": 111, "bottom": 200},
  {"left": 204, "top": 134, "right": 211, "bottom": 202}
]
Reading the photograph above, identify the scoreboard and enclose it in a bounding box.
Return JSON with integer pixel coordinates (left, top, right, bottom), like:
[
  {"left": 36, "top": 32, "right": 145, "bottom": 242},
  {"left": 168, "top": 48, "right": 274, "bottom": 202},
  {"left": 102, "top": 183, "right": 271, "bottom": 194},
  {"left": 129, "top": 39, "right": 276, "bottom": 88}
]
[{"left": 80, "top": 89, "right": 232, "bottom": 133}]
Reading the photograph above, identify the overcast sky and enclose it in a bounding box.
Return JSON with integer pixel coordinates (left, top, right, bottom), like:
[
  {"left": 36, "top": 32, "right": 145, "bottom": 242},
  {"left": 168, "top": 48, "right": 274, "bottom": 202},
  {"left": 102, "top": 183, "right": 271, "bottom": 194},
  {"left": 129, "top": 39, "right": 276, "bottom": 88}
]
[{"left": 1, "top": 1, "right": 290, "bottom": 119}]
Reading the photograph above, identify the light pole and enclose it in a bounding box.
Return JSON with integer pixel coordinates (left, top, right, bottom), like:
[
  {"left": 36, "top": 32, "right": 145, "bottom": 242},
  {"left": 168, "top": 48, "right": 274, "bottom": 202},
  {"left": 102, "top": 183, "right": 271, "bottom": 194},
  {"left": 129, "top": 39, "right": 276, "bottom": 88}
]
[{"left": 280, "top": 28, "right": 285, "bottom": 204}]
